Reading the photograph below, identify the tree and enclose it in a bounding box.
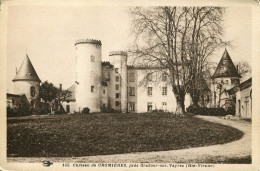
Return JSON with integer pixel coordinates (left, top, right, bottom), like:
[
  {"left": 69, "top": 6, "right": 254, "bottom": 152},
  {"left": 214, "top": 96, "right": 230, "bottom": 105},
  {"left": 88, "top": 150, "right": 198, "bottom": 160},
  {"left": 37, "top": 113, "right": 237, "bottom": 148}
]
[
  {"left": 130, "top": 7, "right": 225, "bottom": 115},
  {"left": 235, "top": 61, "right": 251, "bottom": 78},
  {"left": 54, "top": 89, "right": 72, "bottom": 113},
  {"left": 40, "top": 81, "right": 71, "bottom": 114},
  {"left": 40, "top": 81, "right": 58, "bottom": 112}
]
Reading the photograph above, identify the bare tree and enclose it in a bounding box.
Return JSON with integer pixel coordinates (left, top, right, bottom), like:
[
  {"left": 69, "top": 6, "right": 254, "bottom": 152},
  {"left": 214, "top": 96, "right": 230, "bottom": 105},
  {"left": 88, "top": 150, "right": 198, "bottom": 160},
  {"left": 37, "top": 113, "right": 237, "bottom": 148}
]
[
  {"left": 130, "top": 7, "right": 225, "bottom": 115},
  {"left": 235, "top": 61, "right": 251, "bottom": 78}
]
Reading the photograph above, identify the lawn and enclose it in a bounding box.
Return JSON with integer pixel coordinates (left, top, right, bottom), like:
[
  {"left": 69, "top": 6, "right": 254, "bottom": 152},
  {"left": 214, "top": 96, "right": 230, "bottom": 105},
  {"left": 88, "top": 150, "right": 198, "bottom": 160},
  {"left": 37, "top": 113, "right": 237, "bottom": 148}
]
[{"left": 7, "top": 113, "right": 243, "bottom": 157}]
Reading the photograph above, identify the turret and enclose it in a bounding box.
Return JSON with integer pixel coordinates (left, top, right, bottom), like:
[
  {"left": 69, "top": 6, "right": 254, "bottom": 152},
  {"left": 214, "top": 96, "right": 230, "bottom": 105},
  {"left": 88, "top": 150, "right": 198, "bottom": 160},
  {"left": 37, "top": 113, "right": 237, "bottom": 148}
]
[
  {"left": 211, "top": 49, "right": 240, "bottom": 107},
  {"left": 12, "top": 54, "right": 41, "bottom": 108},
  {"left": 109, "top": 51, "right": 128, "bottom": 113},
  {"left": 75, "top": 39, "right": 102, "bottom": 113}
]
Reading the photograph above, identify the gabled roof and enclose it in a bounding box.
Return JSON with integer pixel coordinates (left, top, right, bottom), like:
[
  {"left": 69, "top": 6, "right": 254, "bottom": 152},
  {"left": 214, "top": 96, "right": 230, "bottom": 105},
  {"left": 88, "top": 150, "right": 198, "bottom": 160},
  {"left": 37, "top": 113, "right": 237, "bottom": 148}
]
[
  {"left": 212, "top": 49, "right": 240, "bottom": 79},
  {"left": 12, "top": 54, "right": 41, "bottom": 82},
  {"left": 66, "top": 84, "right": 76, "bottom": 101}
]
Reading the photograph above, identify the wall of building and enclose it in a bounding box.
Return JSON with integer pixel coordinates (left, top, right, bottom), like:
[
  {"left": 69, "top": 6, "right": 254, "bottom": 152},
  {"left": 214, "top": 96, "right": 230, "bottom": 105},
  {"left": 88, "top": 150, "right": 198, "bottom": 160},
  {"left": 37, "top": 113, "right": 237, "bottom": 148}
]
[
  {"left": 62, "top": 101, "right": 77, "bottom": 114},
  {"left": 75, "top": 40, "right": 102, "bottom": 113},
  {"left": 7, "top": 94, "right": 30, "bottom": 109},
  {"left": 211, "top": 77, "right": 239, "bottom": 108},
  {"left": 127, "top": 69, "right": 137, "bottom": 113},
  {"left": 133, "top": 69, "right": 175, "bottom": 113},
  {"left": 13, "top": 81, "right": 40, "bottom": 108},
  {"left": 108, "top": 51, "right": 128, "bottom": 113},
  {"left": 236, "top": 87, "right": 252, "bottom": 118}
]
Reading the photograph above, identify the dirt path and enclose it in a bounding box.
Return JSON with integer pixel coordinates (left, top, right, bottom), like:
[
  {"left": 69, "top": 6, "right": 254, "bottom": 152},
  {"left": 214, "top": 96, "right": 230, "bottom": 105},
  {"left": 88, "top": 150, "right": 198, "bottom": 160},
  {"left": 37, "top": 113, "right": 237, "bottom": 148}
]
[{"left": 8, "top": 115, "right": 251, "bottom": 163}]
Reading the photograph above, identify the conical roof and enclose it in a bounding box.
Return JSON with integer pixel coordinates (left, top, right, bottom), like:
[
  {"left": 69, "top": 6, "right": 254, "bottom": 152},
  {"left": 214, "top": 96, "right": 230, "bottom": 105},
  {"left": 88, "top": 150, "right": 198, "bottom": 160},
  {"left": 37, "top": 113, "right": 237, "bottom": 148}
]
[
  {"left": 212, "top": 49, "right": 240, "bottom": 79},
  {"left": 12, "top": 54, "right": 41, "bottom": 82}
]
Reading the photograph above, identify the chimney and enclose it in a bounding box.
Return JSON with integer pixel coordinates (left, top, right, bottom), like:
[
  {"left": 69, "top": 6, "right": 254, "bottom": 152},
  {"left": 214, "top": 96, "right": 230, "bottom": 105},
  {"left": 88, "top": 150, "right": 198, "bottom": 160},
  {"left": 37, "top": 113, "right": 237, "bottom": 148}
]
[{"left": 59, "top": 84, "right": 62, "bottom": 91}]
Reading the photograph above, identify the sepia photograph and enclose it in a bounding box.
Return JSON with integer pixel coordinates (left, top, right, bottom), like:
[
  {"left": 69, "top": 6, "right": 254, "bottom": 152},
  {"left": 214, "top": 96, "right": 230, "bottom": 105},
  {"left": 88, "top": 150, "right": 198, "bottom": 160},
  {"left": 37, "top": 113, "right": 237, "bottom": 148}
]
[{"left": 0, "top": 0, "right": 259, "bottom": 170}]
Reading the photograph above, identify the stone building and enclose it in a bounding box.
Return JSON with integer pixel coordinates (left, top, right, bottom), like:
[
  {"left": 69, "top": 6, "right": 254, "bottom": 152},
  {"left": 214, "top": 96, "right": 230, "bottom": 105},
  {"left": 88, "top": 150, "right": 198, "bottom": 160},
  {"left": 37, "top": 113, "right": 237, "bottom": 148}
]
[
  {"left": 227, "top": 78, "right": 252, "bottom": 118},
  {"left": 9, "top": 54, "right": 41, "bottom": 109},
  {"left": 211, "top": 49, "right": 241, "bottom": 108},
  {"left": 9, "top": 40, "right": 250, "bottom": 116},
  {"left": 63, "top": 39, "right": 191, "bottom": 113}
]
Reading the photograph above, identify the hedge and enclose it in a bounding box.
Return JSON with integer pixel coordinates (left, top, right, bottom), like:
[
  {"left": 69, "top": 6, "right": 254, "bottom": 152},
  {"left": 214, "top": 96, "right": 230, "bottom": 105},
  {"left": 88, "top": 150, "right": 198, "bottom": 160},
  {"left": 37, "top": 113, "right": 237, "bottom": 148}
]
[{"left": 186, "top": 106, "right": 233, "bottom": 116}]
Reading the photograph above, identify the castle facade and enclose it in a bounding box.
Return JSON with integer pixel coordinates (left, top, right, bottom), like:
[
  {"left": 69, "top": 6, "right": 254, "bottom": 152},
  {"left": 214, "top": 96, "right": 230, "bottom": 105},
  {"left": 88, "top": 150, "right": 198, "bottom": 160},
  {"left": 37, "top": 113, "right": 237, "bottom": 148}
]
[
  {"left": 8, "top": 39, "right": 252, "bottom": 118},
  {"left": 64, "top": 39, "right": 189, "bottom": 113}
]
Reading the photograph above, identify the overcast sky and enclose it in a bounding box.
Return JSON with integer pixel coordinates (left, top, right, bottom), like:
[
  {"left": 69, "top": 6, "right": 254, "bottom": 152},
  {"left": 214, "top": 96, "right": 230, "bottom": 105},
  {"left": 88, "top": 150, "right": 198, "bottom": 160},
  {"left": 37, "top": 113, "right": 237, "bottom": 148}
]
[{"left": 6, "top": 6, "right": 251, "bottom": 92}]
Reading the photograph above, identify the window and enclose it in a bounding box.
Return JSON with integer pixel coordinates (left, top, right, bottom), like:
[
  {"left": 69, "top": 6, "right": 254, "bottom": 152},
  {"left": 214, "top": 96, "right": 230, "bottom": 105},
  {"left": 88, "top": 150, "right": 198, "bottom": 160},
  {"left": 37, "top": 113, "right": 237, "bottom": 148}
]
[
  {"left": 116, "top": 93, "right": 120, "bottom": 98},
  {"left": 162, "top": 73, "right": 167, "bottom": 81},
  {"left": 129, "top": 102, "right": 135, "bottom": 112},
  {"left": 30, "top": 86, "right": 36, "bottom": 97},
  {"left": 116, "top": 76, "right": 120, "bottom": 82},
  {"left": 103, "top": 89, "right": 105, "bottom": 94},
  {"left": 116, "top": 101, "right": 120, "bottom": 106},
  {"left": 91, "top": 86, "right": 94, "bottom": 93},
  {"left": 116, "top": 84, "right": 119, "bottom": 90},
  {"left": 129, "top": 73, "right": 135, "bottom": 82},
  {"left": 115, "top": 68, "right": 119, "bottom": 73},
  {"left": 147, "top": 87, "right": 152, "bottom": 96},
  {"left": 147, "top": 102, "right": 153, "bottom": 112},
  {"left": 162, "top": 87, "right": 167, "bottom": 95},
  {"left": 162, "top": 102, "right": 167, "bottom": 111},
  {"left": 91, "top": 55, "right": 95, "bottom": 62},
  {"left": 129, "top": 87, "right": 135, "bottom": 96}
]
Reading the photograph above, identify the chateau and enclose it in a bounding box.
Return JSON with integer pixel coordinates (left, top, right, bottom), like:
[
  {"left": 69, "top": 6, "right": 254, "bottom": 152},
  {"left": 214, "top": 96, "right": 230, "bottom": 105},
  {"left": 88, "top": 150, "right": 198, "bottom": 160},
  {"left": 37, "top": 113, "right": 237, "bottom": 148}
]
[
  {"left": 7, "top": 39, "right": 252, "bottom": 118},
  {"left": 63, "top": 39, "right": 184, "bottom": 113}
]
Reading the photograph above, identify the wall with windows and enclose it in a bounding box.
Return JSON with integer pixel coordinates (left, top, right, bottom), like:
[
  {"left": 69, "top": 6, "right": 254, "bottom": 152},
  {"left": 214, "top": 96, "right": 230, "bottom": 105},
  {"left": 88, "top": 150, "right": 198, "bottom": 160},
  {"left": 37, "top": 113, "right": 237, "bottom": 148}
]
[
  {"left": 235, "top": 78, "right": 252, "bottom": 118},
  {"left": 75, "top": 39, "right": 102, "bottom": 113},
  {"left": 132, "top": 69, "right": 177, "bottom": 113},
  {"left": 108, "top": 51, "right": 128, "bottom": 113},
  {"left": 127, "top": 69, "right": 137, "bottom": 112}
]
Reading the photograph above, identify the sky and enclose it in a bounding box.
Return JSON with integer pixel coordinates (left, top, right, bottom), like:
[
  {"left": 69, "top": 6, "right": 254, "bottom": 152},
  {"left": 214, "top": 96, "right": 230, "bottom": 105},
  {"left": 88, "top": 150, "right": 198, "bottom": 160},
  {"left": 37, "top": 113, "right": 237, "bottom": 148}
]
[{"left": 6, "top": 6, "right": 252, "bottom": 93}]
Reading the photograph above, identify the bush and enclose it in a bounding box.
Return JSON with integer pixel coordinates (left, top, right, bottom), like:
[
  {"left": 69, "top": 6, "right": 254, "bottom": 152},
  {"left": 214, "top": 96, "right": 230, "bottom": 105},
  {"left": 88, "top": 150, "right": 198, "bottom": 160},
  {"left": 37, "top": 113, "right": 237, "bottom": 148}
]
[
  {"left": 226, "top": 107, "right": 235, "bottom": 115},
  {"left": 7, "top": 107, "right": 17, "bottom": 117},
  {"left": 82, "top": 107, "right": 90, "bottom": 114},
  {"left": 18, "top": 106, "right": 32, "bottom": 116},
  {"left": 32, "top": 108, "right": 50, "bottom": 115},
  {"left": 186, "top": 106, "right": 228, "bottom": 116}
]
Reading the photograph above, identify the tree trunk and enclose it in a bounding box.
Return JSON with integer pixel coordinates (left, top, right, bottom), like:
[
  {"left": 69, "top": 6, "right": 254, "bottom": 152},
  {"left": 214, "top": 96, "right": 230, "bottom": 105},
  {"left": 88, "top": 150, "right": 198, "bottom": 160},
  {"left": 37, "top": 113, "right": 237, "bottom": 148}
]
[
  {"left": 175, "top": 94, "right": 185, "bottom": 116},
  {"left": 172, "top": 86, "right": 186, "bottom": 116},
  {"left": 191, "top": 92, "right": 200, "bottom": 108}
]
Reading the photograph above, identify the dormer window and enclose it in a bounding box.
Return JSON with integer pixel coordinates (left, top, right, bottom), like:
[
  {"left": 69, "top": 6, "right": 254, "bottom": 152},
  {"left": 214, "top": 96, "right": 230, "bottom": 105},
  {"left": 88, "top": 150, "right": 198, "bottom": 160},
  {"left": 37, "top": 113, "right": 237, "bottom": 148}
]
[{"left": 91, "top": 55, "right": 95, "bottom": 62}]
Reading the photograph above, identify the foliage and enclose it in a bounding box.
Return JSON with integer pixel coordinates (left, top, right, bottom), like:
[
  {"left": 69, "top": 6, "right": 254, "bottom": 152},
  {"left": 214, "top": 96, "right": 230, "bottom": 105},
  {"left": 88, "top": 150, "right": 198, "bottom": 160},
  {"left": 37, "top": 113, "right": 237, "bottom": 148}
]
[
  {"left": 7, "top": 106, "right": 32, "bottom": 117},
  {"left": 130, "top": 7, "right": 226, "bottom": 115},
  {"left": 7, "top": 107, "right": 17, "bottom": 117},
  {"left": 7, "top": 113, "right": 243, "bottom": 157},
  {"left": 82, "top": 107, "right": 90, "bottom": 114},
  {"left": 40, "top": 81, "right": 58, "bottom": 105},
  {"left": 186, "top": 106, "right": 229, "bottom": 116},
  {"left": 40, "top": 81, "right": 71, "bottom": 113}
]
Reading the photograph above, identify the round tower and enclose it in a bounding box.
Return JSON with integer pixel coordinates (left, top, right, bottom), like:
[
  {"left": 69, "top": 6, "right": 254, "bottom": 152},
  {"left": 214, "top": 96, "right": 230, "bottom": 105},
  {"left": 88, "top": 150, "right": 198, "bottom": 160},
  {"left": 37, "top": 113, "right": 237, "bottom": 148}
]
[
  {"left": 109, "top": 51, "right": 128, "bottom": 113},
  {"left": 75, "top": 39, "right": 102, "bottom": 113},
  {"left": 12, "top": 54, "right": 41, "bottom": 108}
]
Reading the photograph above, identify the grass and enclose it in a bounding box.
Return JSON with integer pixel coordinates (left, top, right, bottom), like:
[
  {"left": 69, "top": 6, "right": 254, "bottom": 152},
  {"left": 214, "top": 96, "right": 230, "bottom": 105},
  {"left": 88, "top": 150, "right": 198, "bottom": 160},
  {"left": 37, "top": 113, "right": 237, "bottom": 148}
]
[{"left": 7, "top": 113, "right": 243, "bottom": 157}]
